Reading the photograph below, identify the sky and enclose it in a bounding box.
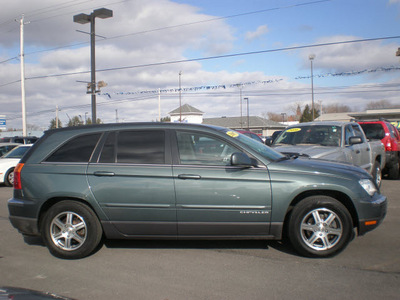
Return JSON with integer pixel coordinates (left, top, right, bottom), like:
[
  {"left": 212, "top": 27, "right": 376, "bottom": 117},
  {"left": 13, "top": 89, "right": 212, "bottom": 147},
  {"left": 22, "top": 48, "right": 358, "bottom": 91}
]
[{"left": 1, "top": 0, "right": 400, "bottom": 130}]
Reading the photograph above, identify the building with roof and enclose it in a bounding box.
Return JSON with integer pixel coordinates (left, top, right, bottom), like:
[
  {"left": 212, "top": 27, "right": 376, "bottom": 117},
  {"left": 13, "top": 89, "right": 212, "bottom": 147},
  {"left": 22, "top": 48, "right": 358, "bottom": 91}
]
[
  {"left": 167, "top": 104, "right": 286, "bottom": 136},
  {"left": 315, "top": 109, "right": 400, "bottom": 130},
  {"left": 168, "top": 104, "right": 204, "bottom": 123},
  {"left": 168, "top": 104, "right": 287, "bottom": 136},
  {"left": 202, "top": 116, "right": 285, "bottom": 136}
]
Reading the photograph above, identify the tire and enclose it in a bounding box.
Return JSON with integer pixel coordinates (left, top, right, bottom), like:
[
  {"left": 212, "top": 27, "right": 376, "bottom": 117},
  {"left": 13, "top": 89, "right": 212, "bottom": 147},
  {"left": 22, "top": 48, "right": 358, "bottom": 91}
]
[
  {"left": 371, "top": 161, "right": 382, "bottom": 188},
  {"left": 387, "top": 160, "right": 399, "bottom": 180},
  {"left": 288, "top": 196, "right": 353, "bottom": 258},
  {"left": 4, "top": 168, "right": 14, "bottom": 187},
  {"left": 41, "top": 201, "right": 103, "bottom": 259}
]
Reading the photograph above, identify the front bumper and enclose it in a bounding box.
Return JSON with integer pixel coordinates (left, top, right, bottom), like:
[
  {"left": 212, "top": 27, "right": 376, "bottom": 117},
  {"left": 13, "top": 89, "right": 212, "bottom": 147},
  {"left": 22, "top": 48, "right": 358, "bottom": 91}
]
[{"left": 358, "top": 194, "right": 387, "bottom": 236}]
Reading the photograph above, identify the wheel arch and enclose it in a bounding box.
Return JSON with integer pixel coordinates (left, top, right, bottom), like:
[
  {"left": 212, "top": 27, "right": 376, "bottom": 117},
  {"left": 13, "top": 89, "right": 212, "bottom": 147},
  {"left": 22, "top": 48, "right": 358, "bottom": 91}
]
[
  {"left": 38, "top": 197, "right": 102, "bottom": 234},
  {"left": 283, "top": 190, "right": 359, "bottom": 236}
]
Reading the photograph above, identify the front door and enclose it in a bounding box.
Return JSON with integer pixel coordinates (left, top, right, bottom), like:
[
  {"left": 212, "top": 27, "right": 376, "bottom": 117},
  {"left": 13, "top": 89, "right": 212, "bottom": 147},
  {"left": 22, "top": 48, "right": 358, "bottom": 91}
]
[{"left": 172, "top": 130, "right": 272, "bottom": 238}]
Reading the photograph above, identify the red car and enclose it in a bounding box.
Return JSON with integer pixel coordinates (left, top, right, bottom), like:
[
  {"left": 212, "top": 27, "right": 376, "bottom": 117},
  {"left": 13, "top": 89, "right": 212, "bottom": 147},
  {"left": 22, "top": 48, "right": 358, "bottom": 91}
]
[{"left": 359, "top": 120, "right": 400, "bottom": 179}]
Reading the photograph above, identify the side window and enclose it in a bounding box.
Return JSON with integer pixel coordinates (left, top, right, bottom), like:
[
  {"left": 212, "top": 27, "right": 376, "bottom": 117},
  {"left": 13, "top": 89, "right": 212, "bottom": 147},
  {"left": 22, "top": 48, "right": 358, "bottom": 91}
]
[
  {"left": 46, "top": 133, "right": 101, "bottom": 162},
  {"left": 117, "top": 130, "right": 165, "bottom": 164},
  {"left": 352, "top": 125, "right": 365, "bottom": 142},
  {"left": 176, "top": 131, "right": 239, "bottom": 166}
]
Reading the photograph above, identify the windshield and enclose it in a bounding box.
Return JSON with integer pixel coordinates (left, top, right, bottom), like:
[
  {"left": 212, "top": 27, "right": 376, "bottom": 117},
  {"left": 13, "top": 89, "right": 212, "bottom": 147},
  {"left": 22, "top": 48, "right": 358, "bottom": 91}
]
[
  {"left": 3, "top": 146, "right": 30, "bottom": 159},
  {"left": 274, "top": 125, "right": 342, "bottom": 147},
  {"left": 220, "top": 129, "right": 285, "bottom": 161}
]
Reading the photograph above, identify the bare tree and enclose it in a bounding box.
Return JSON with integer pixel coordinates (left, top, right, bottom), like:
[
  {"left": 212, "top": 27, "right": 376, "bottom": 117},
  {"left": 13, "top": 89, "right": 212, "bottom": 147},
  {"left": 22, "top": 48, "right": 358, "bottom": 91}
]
[
  {"left": 365, "top": 100, "right": 394, "bottom": 110},
  {"left": 323, "top": 104, "right": 352, "bottom": 114}
]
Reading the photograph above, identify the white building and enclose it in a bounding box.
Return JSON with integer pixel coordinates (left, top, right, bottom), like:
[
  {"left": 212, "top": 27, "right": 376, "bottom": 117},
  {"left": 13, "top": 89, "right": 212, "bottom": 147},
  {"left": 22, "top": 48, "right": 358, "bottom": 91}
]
[{"left": 168, "top": 104, "right": 204, "bottom": 123}]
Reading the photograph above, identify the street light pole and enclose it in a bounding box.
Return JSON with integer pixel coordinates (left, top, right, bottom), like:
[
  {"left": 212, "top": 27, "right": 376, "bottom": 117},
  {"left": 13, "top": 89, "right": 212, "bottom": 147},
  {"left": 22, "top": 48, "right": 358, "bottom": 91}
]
[
  {"left": 309, "top": 54, "right": 316, "bottom": 121},
  {"left": 74, "top": 8, "right": 113, "bottom": 124},
  {"left": 243, "top": 97, "right": 249, "bottom": 130}
]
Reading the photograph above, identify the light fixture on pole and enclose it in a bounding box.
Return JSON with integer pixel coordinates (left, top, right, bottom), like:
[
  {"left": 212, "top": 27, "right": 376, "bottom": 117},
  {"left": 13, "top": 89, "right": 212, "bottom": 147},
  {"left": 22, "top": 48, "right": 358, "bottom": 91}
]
[
  {"left": 73, "top": 8, "right": 113, "bottom": 123},
  {"left": 309, "top": 54, "right": 316, "bottom": 121}
]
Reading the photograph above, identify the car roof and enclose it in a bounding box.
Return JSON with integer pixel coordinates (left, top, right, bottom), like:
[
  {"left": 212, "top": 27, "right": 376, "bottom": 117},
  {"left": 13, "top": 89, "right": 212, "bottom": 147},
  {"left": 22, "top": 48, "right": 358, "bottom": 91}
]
[
  {"left": 44, "top": 122, "right": 228, "bottom": 135},
  {"left": 285, "top": 121, "right": 352, "bottom": 127}
]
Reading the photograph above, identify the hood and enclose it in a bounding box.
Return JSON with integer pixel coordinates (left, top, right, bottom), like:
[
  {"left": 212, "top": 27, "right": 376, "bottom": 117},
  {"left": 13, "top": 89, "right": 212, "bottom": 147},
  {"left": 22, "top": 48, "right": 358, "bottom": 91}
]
[
  {"left": 269, "top": 156, "right": 370, "bottom": 180},
  {"left": 272, "top": 144, "right": 338, "bottom": 159}
]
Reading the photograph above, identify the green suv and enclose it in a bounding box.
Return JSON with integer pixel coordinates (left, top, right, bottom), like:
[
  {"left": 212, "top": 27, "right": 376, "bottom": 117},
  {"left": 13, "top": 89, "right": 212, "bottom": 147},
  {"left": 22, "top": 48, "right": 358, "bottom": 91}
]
[{"left": 8, "top": 123, "right": 387, "bottom": 259}]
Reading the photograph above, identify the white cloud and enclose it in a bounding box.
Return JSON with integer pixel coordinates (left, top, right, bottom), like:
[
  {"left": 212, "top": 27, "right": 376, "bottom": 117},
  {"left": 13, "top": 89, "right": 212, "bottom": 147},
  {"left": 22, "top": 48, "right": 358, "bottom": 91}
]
[
  {"left": 245, "top": 25, "right": 269, "bottom": 42},
  {"left": 300, "top": 35, "right": 399, "bottom": 72}
]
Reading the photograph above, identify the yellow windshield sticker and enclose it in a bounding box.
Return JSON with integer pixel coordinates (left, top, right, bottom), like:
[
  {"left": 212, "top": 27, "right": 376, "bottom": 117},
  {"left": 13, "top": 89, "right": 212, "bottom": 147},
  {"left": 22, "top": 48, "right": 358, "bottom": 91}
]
[
  {"left": 226, "top": 131, "right": 239, "bottom": 137},
  {"left": 287, "top": 128, "right": 301, "bottom": 133}
]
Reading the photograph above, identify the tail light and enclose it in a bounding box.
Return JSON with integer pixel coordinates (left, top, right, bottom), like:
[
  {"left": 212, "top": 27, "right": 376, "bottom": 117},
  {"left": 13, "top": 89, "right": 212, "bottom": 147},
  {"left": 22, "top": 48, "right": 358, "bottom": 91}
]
[
  {"left": 385, "top": 141, "right": 392, "bottom": 151},
  {"left": 13, "top": 163, "right": 24, "bottom": 190}
]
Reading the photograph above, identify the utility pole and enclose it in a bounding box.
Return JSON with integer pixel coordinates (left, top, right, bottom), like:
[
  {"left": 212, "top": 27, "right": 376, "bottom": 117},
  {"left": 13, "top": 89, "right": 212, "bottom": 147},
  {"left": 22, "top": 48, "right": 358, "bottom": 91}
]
[
  {"left": 158, "top": 88, "right": 161, "bottom": 122},
  {"left": 309, "top": 54, "right": 316, "bottom": 121},
  {"left": 17, "top": 15, "right": 29, "bottom": 136},
  {"left": 179, "top": 71, "right": 182, "bottom": 122},
  {"left": 56, "top": 105, "right": 59, "bottom": 128}
]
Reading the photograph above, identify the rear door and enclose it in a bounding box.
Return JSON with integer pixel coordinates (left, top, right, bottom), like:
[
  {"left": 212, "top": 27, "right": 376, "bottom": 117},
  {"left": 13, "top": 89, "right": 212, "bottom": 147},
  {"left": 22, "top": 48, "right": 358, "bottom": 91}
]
[
  {"left": 172, "top": 130, "right": 272, "bottom": 238},
  {"left": 87, "top": 129, "right": 177, "bottom": 236}
]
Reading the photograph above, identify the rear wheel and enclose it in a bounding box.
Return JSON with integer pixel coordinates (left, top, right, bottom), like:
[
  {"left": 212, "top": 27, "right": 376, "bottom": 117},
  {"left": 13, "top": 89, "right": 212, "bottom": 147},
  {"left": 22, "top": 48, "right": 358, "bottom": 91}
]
[
  {"left": 288, "top": 196, "right": 353, "bottom": 258},
  {"left": 387, "top": 160, "right": 399, "bottom": 180},
  {"left": 41, "top": 201, "right": 103, "bottom": 259}
]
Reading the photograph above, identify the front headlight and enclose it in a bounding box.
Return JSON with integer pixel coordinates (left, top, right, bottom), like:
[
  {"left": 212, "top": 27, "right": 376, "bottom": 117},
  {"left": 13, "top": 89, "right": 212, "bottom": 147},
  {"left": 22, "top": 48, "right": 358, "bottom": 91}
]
[{"left": 359, "top": 179, "right": 377, "bottom": 196}]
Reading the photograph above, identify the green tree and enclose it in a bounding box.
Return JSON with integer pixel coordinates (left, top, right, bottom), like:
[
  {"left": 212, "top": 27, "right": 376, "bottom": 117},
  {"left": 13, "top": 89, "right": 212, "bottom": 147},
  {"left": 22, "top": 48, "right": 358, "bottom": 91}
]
[
  {"left": 86, "top": 117, "right": 102, "bottom": 125},
  {"left": 300, "top": 104, "right": 319, "bottom": 123},
  {"left": 49, "top": 118, "right": 62, "bottom": 129},
  {"left": 67, "top": 116, "right": 84, "bottom": 127},
  {"left": 160, "top": 116, "right": 171, "bottom": 122}
]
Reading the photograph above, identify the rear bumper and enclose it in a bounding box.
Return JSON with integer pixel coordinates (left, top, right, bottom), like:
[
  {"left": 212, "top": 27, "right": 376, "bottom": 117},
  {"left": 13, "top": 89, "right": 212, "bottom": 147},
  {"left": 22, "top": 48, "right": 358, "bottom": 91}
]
[
  {"left": 9, "top": 215, "right": 40, "bottom": 236},
  {"left": 8, "top": 197, "right": 40, "bottom": 236},
  {"left": 384, "top": 151, "right": 398, "bottom": 168}
]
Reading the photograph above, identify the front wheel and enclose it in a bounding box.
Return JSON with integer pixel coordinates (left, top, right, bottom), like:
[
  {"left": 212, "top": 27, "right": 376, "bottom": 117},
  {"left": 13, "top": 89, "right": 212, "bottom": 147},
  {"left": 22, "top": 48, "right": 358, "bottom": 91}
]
[
  {"left": 41, "top": 201, "right": 103, "bottom": 259},
  {"left": 371, "top": 161, "right": 382, "bottom": 188},
  {"left": 4, "top": 168, "right": 14, "bottom": 187},
  {"left": 288, "top": 196, "right": 353, "bottom": 258}
]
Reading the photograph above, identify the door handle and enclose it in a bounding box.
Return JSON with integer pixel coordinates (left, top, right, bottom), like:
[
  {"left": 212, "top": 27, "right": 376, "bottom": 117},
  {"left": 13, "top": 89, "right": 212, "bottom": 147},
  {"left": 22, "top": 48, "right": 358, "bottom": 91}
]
[
  {"left": 355, "top": 150, "right": 360, "bottom": 154},
  {"left": 178, "top": 174, "right": 201, "bottom": 180},
  {"left": 93, "top": 171, "right": 115, "bottom": 177}
]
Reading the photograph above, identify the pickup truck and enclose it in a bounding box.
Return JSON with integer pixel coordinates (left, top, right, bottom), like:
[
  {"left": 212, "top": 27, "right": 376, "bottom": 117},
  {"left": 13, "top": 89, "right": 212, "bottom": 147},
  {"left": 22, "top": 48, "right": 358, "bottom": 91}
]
[{"left": 271, "top": 121, "right": 386, "bottom": 187}]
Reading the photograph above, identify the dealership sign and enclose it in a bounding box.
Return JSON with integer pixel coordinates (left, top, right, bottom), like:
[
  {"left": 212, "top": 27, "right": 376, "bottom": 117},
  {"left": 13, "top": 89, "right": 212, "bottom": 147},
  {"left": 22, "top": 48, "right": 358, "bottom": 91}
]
[{"left": 0, "top": 115, "right": 6, "bottom": 130}]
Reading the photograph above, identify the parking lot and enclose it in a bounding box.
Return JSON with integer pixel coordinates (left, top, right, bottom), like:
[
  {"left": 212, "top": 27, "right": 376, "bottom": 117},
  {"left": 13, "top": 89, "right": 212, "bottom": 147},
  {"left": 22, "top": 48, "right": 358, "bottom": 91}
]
[{"left": 0, "top": 179, "right": 399, "bottom": 300}]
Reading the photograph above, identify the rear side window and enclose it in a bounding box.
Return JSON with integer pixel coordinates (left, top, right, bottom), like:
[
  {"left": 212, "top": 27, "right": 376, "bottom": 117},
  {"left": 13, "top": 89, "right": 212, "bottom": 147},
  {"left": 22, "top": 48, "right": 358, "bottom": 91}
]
[
  {"left": 117, "top": 130, "right": 165, "bottom": 164},
  {"left": 359, "top": 123, "right": 385, "bottom": 140},
  {"left": 46, "top": 133, "right": 101, "bottom": 162}
]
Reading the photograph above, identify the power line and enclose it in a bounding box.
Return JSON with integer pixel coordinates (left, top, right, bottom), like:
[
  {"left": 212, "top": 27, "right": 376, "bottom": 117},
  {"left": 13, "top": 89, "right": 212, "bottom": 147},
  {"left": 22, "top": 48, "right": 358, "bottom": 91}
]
[
  {"left": 24, "top": 35, "right": 400, "bottom": 81},
  {"left": 6, "top": 81, "right": 400, "bottom": 121}
]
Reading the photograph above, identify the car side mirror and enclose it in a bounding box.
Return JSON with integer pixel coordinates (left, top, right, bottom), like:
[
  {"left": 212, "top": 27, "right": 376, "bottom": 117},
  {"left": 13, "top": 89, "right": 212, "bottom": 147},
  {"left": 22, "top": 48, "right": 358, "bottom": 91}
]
[
  {"left": 231, "top": 152, "right": 253, "bottom": 167},
  {"left": 349, "top": 136, "right": 363, "bottom": 145}
]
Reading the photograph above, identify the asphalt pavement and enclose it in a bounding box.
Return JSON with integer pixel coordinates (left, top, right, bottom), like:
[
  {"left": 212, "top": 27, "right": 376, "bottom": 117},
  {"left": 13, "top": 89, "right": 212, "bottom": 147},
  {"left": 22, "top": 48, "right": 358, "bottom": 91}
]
[{"left": 0, "top": 180, "right": 399, "bottom": 300}]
